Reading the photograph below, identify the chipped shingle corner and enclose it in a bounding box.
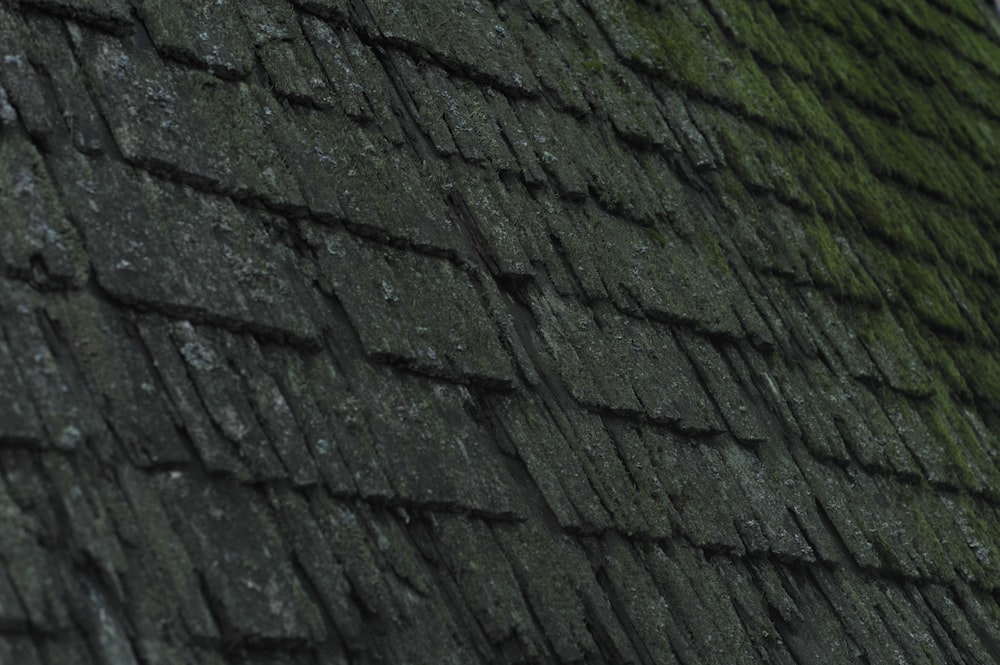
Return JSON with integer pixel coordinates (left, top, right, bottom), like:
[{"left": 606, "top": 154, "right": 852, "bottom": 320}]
[{"left": 1, "top": 0, "right": 1000, "bottom": 663}]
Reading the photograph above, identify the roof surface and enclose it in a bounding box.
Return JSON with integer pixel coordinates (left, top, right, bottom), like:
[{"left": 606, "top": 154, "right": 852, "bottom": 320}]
[{"left": 2, "top": 0, "right": 1000, "bottom": 663}]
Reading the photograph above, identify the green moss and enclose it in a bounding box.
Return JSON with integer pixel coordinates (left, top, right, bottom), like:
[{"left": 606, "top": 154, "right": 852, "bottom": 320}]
[
  {"left": 785, "top": 23, "right": 843, "bottom": 92},
  {"left": 704, "top": 108, "right": 770, "bottom": 191},
  {"left": 872, "top": 56, "right": 940, "bottom": 136},
  {"left": 929, "top": 89, "right": 998, "bottom": 169},
  {"left": 941, "top": 13, "right": 1000, "bottom": 78},
  {"left": 907, "top": 490, "right": 950, "bottom": 574},
  {"left": 774, "top": 0, "right": 844, "bottom": 31},
  {"left": 900, "top": 312, "right": 972, "bottom": 400},
  {"left": 880, "top": 16, "right": 939, "bottom": 84},
  {"left": 643, "top": 226, "right": 667, "bottom": 248},
  {"left": 949, "top": 344, "right": 1000, "bottom": 408},
  {"left": 695, "top": 226, "right": 731, "bottom": 275},
  {"left": 755, "top": 4, "right": 813, "bottom": 75},
  {"left": 859, "top": 242, "right": 980, "bottom": 340},
  {"left": 724, "top": 53, "right": 801, "bottom": 134},
  {"left": 940, "top": 273, "right": 996, "bottom": 346},
  {"left": 933, "top": 44, "right": 1000, "bottom": 119},
  {"left": 621, "top": 1, "right": 725, "bottom": 95},
  {"left": 580, "top": 44, "right": 605, "bottom": 75},
  {"left": 784, "top": 144, "right": 837, "bottom": 218},
  {"left": 950, "top": 494, "right": 1000, "bottom": 581},
  {"left": 855, "top": 306, "right": 936, "bottom": 397},
  {"left": 822, "top": 156, "right": 934, "bottom": 256},
  {"left": 898, "top": 259, "right": 970, "bottom": 337},
  {"left": 762, "top": 138, "right": 813, "bottom": 209},
  {"left": 803, "top": 219, "right": 882, "bottom": 305},
  {"left": 704, "top": 0, "right": 785, "bottom": 68},
  {"left": 708, "top": 167, "right": 754, "bottom": 211},
  {"left": 770, "top": 70, "right": 851, "bottom": 155},
  {"left": 825, "top": 41, "right": 902, "bottom": 119},
  {"left": 696, "top": 107, "right": 805, "bottom": 209},
  {"left": 833, "top": 99, "right": 954, "bottom": 198},
  {"left": 621, "top": 0, "right": 789, "bottom": 137},
  {"left": 930, "top": 0, "right": 985, "bottom": 28},
  {"left": 887, "top": 0, "right": 942, "bottom": 37},
  {"left": 939, "top": 160, "right": 993, "bottom": 215},
  {"left": 954, "top": 271, "right": 1000, "bottom": 343},
  {"left": 581, "top": 56, "right": 604, "bottom": 75},
  {"left": 923, "top": 392, "right": 1000, "bottom": 493},
  {"left": 763, "top": 0, "right": 793, "bottom": 13},
  {"left": 835, "top": 2, "right": 883, "bottom": 50}
]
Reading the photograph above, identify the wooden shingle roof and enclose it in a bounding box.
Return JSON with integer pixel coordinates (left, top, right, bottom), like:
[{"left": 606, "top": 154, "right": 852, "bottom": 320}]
[{"left": 2, "top": 1, "right": 1000, "bottom": 663}]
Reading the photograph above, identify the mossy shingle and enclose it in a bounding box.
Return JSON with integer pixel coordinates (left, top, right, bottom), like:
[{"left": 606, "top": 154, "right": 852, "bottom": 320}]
[{"left": 3, "top": 0, "right": 1000, "bottom": 662}]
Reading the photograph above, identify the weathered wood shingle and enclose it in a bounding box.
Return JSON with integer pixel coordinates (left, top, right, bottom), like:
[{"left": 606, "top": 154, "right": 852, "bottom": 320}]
[{"left": 2, "top": 0, "right": 1000, "bottom": 663}]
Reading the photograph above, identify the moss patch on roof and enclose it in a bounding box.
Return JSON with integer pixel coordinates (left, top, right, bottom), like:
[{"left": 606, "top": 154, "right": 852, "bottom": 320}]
[{"left": 2, "top": 0, "right": 1000, "bottom": 662}]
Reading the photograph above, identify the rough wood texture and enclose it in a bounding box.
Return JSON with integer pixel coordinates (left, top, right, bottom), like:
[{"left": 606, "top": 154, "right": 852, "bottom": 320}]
[{"left": 2, "top": 1, "right": 1000, "bottom": 663}]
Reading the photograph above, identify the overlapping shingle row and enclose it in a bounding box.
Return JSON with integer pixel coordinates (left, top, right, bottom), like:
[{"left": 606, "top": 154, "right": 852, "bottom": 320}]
[{"left": 1, "top": 0, "right": 1000, "bottom": 663}]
